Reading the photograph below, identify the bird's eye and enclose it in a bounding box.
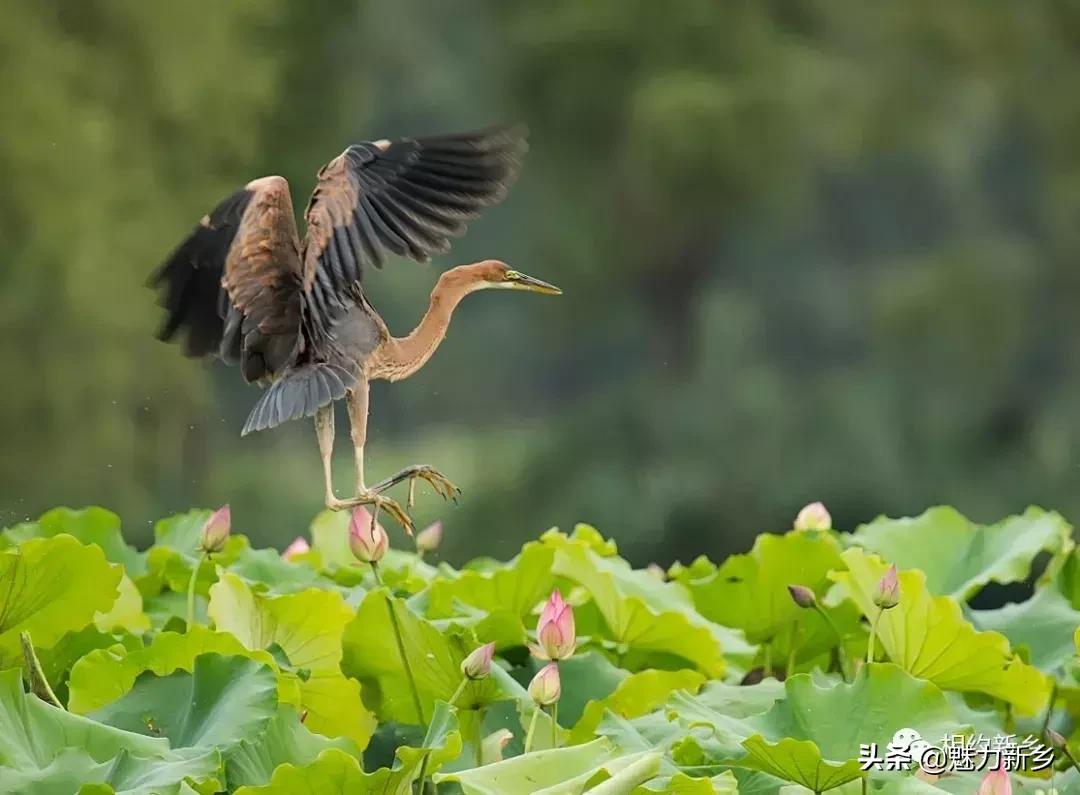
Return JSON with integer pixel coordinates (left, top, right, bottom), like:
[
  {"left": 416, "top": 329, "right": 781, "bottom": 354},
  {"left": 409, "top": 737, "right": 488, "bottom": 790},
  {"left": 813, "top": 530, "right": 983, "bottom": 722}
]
[{"left": 505, "top": 270, "right": 521, "bottom": 281}]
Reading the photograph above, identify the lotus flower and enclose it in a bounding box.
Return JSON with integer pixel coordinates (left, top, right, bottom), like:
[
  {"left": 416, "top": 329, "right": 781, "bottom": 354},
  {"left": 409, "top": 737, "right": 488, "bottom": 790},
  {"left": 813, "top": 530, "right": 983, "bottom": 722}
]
[
  {"left": 787, "top": 584, "right": 817, "bottom": 609},
  {"left": 283, "top": 536, "right": 310, "bottom": 560},
  {"left": 528, "top": 662, "right": 561, "bottom": 706},
  {"left": 794, "top": 501, "right": 831, "bottom": 531},
  {"left": 461, "top": 642, "right": 495, "bottom": 680},
  {"left": 415, "top": 521, "right": 443, "bottom": 554},
  {"left": 531, "top": 590, "right": 576, "bottom": 660},
  {"left": 349, "top": 507, "right": 388, "bottom": 564},
  {"left": 200, "top": 505, "right": 231, "bottom": 554},
  {"left": 873, "top": 564, "right": 901, "bottom": 610},
  {"left": 978, "top": 767, "right": 1012, "bottom": 795}
]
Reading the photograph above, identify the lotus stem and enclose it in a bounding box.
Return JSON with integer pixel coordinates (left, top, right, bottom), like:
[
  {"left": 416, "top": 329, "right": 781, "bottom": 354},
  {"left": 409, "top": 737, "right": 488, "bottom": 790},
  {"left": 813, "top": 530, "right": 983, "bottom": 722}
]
[
  {"left": 371, "top": 563, "right": 426, "bottom": 725},
  {"left": 866, "top": 610, "right": 881, "bottom": 665},
  {"left": 551, "top": 701, "right": 558, "bottom": 748},
  {"left": 523, "top": 703, "right": 542, "bottom": 754},
  {"left": 185, "top": 551, "right": 206, "bottom": 629}
]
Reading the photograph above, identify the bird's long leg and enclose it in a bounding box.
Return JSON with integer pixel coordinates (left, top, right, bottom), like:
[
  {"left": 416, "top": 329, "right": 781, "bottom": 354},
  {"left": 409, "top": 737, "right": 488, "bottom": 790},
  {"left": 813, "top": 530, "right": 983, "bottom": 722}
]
[
  {"left": 314, "top": 405, "right": 343, "bottom": 509},
  {"left": 322, "top": 382, "right": 415, "bottom": 534}
]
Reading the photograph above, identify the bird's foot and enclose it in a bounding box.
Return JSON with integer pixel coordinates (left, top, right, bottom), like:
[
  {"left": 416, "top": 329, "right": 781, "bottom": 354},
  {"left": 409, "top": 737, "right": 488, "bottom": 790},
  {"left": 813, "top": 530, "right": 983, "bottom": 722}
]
[
  {"left": 373, "top": 464, "right": 461, "bottom": 508},
  {"left": 324, "top": 491, "right": 415, "bottom": 535}
]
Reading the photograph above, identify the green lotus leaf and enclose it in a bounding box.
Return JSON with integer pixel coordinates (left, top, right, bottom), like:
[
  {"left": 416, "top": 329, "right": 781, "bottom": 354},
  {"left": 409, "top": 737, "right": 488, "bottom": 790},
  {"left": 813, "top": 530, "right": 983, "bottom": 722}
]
[
  {"left": 542, "top": 526, "right": 732, "bottom": 676},
  {"left": 572, "top": 668, "right": 707, "bottom": 743},
  {"left": 342, "top": 586, "right": 497, "bottom": 724},
  {"left": 94, "top": 575, "right": 150, "bottom": 635},
  {"left": 223, "top": 704, "right": 357, "bottom": 788},
  {"left": 68, "top": 625, "right": 290, "bottom": 714},
  {"left": 0, "top": 667, "right": 168, "bottom": 772},
  {"left": 0, "top": 746, "right": 221, "bottom": 795},
  {"left": 831, "top": 548, "right": 1052, "bottom": 716},
  {"left": 434, "top": 737, "right": 661, "bottom": 795},
  {"left": 0, "top": 535, "right": 123, "bottom": 667},
  {"left": 1, "top": 507, "right": 145, "bottom": 576},
  {"left": 226, "top": 547, "right": 327, "bottom": 595},
  {"left": 234, "top": 700, "right": 460, "bottom": 794},
  {"left": 970, "top": 583, "right": 1080, "bottom": 672},
  {"left": 208, "top": 571, "right": 375, "bottom": 747},
  {"left": 738, "top": 736, "right": 863, "bottom": 793},
  {"left": 426, "top": 540, "right": 556, "bottom": 646},
  {"left": 849, "top": 506, "right": 1073, "bottom": 600},
  {"left": 89, "top": 653, "right": 277, "bottom": 751},
  {"left": 634, "top": 771, "right": 738, "bottom": 793},
  {"left": 671, "top": 529, "right": 844, "bottom": 645}
]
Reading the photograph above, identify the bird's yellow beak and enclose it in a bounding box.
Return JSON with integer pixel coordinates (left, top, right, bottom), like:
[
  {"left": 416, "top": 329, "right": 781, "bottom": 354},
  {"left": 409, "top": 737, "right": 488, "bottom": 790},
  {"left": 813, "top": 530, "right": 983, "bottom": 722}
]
[{"left": 504, "top": 270, "right": 562, "bottom": 295}]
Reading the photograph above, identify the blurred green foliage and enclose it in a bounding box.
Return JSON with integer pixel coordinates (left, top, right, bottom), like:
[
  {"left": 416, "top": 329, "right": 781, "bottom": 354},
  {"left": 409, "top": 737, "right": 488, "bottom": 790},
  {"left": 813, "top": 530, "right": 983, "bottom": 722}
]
[{"left": 4, "top": 1, "right": 1080, "bottom": 563}]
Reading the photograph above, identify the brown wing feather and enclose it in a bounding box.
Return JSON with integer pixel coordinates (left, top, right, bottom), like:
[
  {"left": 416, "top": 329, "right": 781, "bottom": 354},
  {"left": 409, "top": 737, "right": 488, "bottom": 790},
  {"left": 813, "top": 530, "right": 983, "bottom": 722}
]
[
  {"left": 152, "top": 176, "right": 305, "bottom": 384},
  {"left": 299, "top": 125, "right": 528, "bottom": 330}
]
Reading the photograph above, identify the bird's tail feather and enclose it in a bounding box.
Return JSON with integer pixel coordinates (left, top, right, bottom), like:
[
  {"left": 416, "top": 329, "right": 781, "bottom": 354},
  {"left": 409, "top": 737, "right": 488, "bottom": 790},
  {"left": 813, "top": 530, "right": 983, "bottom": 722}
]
[{"left": 241, "top": 364, "right": 355, "bottom": 436}]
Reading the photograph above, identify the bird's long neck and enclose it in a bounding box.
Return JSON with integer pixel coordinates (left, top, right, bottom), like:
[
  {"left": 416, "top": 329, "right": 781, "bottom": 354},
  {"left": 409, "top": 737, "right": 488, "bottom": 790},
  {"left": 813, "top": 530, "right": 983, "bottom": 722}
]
[{"left": 380, "top": 272, "right": 475, "bottom": 382}]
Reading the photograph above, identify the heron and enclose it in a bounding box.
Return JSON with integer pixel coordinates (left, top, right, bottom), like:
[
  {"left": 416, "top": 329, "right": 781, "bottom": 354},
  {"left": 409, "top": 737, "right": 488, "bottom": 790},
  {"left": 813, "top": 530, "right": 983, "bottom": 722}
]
[{"left": 150, "top": 126, "right": 559, "bottom": 533}]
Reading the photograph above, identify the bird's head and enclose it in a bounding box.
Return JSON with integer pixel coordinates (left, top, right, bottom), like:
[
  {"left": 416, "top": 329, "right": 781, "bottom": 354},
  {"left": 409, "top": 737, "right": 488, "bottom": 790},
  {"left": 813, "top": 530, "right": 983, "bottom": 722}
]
[{"left": 462, "top": 259, "right": 562, "bottom": 296}]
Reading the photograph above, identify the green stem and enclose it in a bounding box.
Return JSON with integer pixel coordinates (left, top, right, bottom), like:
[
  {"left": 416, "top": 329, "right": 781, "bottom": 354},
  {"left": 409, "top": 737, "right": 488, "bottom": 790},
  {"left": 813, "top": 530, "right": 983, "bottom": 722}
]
[
  {"left": 551, "top": 701, "right": 558, "bottom": 749},
  {"left": 866, "top": 610, "right": 881, "bottom": 665},
  {"left": 1040, "top": 680, "right": 1058, "bottom": 739},
  {"left": 1063, "top": 747, "right": 1080, "bottom": 777},
  {"left": 448, "top": 678, "right": 469, "bottom": 708},
  {"left": 523, "top": 703, "right": 542, "bottom": 754},
  {"left": 372, "top": 563, "right": 426, "bottom": 725},
  {"left": 861, "top": 775, "right": 867, "bottom": 795},
  {"left": 475, "top": 706, "right": 485, "bottom": 768},
  {"left": 813, "top": 603, "right": 850, "bottom": 681},
  {"left": 20, "top": 632, "right": 62, "bottom": 709},
  {"left": 186, "top": 551, "right": 207, "bottom": 630},
  {"left": 786, "top": 621, "right": 799, "bottom": 679},
  {"left": 763, "top": 641, "right": 773, "bottom": 678}
]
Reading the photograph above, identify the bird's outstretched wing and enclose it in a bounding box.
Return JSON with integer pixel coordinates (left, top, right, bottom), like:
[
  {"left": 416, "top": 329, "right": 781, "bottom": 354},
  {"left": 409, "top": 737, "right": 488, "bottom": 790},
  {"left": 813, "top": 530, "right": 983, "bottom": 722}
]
[
  {"left": 300, "top": 126, "right": 528, "bottom": 333},
  {"left": 151, "top": 176, "right": 305, "bottom": 384}
]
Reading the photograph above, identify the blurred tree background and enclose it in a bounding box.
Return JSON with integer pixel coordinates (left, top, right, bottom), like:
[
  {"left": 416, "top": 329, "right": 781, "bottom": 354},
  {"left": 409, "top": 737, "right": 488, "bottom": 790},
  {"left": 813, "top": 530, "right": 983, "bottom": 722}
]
[{"left": 4, "top": 0, "right": 1080, "bottom": 565}]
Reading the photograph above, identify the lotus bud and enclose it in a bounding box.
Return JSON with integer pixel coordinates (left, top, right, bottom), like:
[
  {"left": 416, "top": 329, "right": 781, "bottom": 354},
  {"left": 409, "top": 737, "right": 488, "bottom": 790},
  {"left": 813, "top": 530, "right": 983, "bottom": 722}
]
[
  {"left": 461, "top": 642, "right": 495, "bottom": 680},
  {"left": 528, "top": 662, "right": 561, "bottom": 706},
  {"left": 646, "top": 563, "right": 666, "bottom": 581},
  {"left": 531, "top": 590, "right": 576, "bottom": 660},
  {"left": 349, "top": 507, "right": 388, "bottom": 564},
  {"left": 415, "top": 521, "right": 443, "bottom": 554},
  {"left": 873, "top": 564, "right": 901, "bottom": 610},
  {"left": 978, "top": 767, "right": 1012, "bottom": 795},
  {"left": 480, "top": 728, "right": 513, "bottom": 765},
  {"left": 787, "top": 584, "right": 817, "bottom": 609},
  {"left": 794, "top": 501, "right": 831, "bottom": 531},
  {"left": 283, "top": 536, "right": 310, "bottom": 560},
  {"left": 200, "top": 505, "right": 231, "bottom": 554},
  {"left": 1047, "top": 728, "right": 1068, "bottom": 750}
]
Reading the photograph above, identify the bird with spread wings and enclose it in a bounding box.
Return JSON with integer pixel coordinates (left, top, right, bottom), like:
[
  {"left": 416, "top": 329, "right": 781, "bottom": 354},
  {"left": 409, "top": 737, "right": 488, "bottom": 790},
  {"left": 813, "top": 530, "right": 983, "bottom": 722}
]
[{"left": 151, "top": 126, "right": 560, "bottom": 533}]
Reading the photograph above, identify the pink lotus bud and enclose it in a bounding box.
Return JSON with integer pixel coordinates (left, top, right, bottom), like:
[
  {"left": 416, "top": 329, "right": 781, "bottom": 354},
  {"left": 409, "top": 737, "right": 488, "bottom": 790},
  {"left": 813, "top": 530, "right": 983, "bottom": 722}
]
[
  {"left": 349, "top": 507, "right": 388, "bottom": 564},
  {"left": 415, "top": 521, "right": 443, "bottom": 554},
  {"left": 530, "top": 590, "right": 576, "bottom": 660},
  {"left": 283, "top": 536, "right": 310, "bottom": 560},
  {"left": 978, "top": 767, "right": 1012, "bottom": 795},
  {"left": 480, "top": 728, "right": 513, "bottom": 765},
  {"left": 200, "top": 505, "right": 231, "bottom": 554},
  {"left": 873, "top": 564, "right": 901, "bottom": 610},
  {"left": 787, "top": 584, "right": 817, "bottom": 609},
  {"left": 646, "top": 563, "right": 666, "bottom": 581},
  {"left": 460, "top": 642, "right": 495, "bottom": 680},
  {"left": 1047, "top": 728, "right": 1068, "bottom": 749},
  {"left": 794, "top": 501, "right": 831, "bottom": 531},
  {"left": 528, "top": 662, "right": 561, "bottom": 706}
]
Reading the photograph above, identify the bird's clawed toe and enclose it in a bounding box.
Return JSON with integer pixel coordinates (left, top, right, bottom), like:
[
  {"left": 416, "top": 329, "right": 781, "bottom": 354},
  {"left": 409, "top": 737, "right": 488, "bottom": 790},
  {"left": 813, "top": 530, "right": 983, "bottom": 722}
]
[{"left": 409, "top": 465, "right": 461, "bottom": 505}]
